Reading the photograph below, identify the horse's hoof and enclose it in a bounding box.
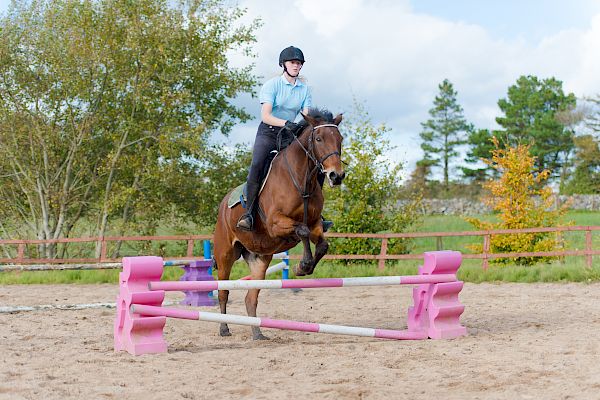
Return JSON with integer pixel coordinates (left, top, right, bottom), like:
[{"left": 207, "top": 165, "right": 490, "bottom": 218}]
[
  {"left": 293, "top": 266, "right": 307, "bottom": 276},
  {"left": 220, "top": 327, "right": 232, "bottom": 337},
  {"left": 253, "top": 333, "right": 270, "bottom": 340}
]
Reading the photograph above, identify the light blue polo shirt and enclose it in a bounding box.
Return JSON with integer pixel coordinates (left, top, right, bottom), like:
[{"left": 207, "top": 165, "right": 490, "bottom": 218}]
[{"left": 259, "top": 75, "right": 312, "bottom": 122}]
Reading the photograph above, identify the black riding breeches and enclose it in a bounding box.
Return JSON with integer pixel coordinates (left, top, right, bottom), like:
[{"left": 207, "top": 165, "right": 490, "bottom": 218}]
[{"left": 247, "top": 122, "right": 279, "bottom": 186}]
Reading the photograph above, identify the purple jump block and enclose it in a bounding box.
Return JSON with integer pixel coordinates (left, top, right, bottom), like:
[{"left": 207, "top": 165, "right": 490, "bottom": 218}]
[{"left": 179, "top": 260, "right": 216, "bottom": 307}]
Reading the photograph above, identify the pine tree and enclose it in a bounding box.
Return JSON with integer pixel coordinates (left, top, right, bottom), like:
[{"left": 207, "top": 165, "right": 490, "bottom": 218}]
[
  {"left": 465, "top": 75, "right": 576, "bottom": 183},
  {"left": 419, "top": 79, "right": 472, "bottom": 193}
]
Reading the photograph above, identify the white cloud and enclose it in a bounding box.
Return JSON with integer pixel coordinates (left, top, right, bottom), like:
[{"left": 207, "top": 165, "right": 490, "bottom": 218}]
[{"left": 222, "top": 0, "right": 600, "bottom": 175}]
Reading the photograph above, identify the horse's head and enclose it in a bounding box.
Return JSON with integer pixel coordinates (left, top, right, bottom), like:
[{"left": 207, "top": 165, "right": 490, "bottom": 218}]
[{"left": 301, "top": 110, "right": 345, "bottom": 187}]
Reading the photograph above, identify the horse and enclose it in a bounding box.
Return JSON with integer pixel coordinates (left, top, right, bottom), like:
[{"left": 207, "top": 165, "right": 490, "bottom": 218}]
[{"left": 213, "top": 108, "right": 345, "bottom": 340}]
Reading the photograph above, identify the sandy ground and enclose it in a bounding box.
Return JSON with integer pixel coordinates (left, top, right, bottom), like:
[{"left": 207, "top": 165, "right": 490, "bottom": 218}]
[{"left": 1, "top": 282, "right": 600, "bottom": 400}]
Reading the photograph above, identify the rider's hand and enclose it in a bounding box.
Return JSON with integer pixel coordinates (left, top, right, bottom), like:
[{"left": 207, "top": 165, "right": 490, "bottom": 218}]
[{"left": 284, "top": 120, "right": 299, "bottom": 132}]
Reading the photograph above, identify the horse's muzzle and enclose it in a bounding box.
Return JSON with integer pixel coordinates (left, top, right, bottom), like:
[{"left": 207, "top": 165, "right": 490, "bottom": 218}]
[{"left": 328, "top": 170, "right": 345, "bottom": 186}]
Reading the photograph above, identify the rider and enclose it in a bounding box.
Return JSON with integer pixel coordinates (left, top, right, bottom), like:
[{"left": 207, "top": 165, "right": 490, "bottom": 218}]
[{"left": 236, "top": 46, "right": 333, "bottom": 232}]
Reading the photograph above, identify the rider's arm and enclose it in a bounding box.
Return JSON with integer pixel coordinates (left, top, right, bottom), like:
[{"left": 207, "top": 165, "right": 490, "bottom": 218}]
[
  {"left": 300, "top": 85, "right": 312, "bottom": 117},
  {"left": 261, "top": 102, "right": 287, "bottom": 127}
]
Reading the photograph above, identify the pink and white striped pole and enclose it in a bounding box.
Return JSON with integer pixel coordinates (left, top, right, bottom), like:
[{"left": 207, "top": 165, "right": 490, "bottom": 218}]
[
  {"left": 148, "top": 274, "right": 458, "bottom": 292},
  {"left": 131, "top": 304, "right": 428, "bottom": 340}
]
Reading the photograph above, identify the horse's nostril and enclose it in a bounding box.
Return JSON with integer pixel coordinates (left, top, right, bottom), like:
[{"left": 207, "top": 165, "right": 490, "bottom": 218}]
[
  {"left": 328, "top": 171, "right": 337, "bottom": 180},
  {"left": 340, "top": 171, "right": 346, "bottom": 180}
]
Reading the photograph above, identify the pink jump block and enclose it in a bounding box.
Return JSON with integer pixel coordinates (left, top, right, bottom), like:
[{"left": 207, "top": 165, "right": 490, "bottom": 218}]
[{"left": 114, "top": 250, "right": 467, "bottom": 355}]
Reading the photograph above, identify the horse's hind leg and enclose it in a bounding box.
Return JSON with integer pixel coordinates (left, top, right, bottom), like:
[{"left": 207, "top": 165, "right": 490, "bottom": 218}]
[
  {"left": 241, "top": 251, "right": 272, "bottom": 340},
  {"left": 215, "top": 241, "right": 242, "bottom": 337}
]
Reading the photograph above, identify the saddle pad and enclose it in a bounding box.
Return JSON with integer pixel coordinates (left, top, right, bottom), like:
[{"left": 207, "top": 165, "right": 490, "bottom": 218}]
[
  {"left": 227, "top": 152, "right": 279, "bottom": 209},
  {"left": 227, "top": 183, "right": 246, "bottom": 208}
]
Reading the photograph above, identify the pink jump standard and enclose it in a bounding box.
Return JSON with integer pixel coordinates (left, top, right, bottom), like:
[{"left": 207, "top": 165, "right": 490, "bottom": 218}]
[{"left": 114, "top": 250, "right": 467, "bottom": 355}]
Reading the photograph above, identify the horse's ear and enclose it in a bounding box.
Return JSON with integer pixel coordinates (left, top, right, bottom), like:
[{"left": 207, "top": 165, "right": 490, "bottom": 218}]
[
  {"left": 333, "top": 113, "right": 343, "bottom": 126},
  {"left": 301, "top": 112, "right": 318, "bottom": 127}
]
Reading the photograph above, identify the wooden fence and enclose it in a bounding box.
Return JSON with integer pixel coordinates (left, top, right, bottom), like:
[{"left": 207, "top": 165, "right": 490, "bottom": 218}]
[{"left": 1, "top": 226, "right": 599, "bottom": 271}]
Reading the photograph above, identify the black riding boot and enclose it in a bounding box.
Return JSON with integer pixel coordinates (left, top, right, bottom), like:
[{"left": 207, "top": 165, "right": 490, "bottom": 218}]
[
  {"left": 236, "top": 179, "right": 261, "bottom": 231},
  {"left": 317, "top": 171, "right": 334, "bottom": 232}
]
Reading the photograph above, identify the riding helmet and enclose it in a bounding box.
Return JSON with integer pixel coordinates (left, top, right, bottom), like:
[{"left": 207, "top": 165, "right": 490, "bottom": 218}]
[{"left": 279, "top": 46, "right": 305, "bottom": 67}]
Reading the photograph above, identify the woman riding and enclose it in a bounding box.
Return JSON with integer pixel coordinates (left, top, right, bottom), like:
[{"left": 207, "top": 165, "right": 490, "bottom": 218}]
[{"left": 236, "top": 46, "right": 332, "bottom": 232}]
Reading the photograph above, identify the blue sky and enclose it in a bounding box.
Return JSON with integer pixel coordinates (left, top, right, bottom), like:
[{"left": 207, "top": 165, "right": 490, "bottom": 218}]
[
  {"left": 2, "top": 0, "right": 600, "bottom": 174},
  {"left": 413, "top": 0, "right": 600, "bottom": 42}
]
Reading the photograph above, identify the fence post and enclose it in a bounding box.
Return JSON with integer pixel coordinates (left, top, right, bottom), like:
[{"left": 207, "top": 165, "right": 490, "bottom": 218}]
[
  {"left": 17, "top": 243, "right": 25, "bottom": 263},
  {"left": 378, "top": 238, "right": 388, "bottom": 271},
  {"left": 187, "top": 239, "right": 194, "bottom": 258},
  {"left": 482, "top": 234, "right": 491, "bottom": 270},
  {"left": 436, "top": 236, "right": 443, "bottom": 251},
  {"left": 100, "top": 238, "right": 107, "bottom": 262},
  {"left": 586, "top": 229, "right": 593, "bottom": 269}
]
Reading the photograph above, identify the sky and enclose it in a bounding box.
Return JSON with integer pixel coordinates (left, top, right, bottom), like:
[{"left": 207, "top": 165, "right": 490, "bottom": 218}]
[
  {"left": 223, "top": 0, "right": 600, "bottom": 175},
  {"left": 2, "top": 0, "right": 600, "bottom": 174}
]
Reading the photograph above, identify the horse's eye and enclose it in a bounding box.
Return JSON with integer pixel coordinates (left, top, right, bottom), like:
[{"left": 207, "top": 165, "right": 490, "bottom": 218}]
[{"left": 315, "top": 137, "right": 322, "bottom": 142}]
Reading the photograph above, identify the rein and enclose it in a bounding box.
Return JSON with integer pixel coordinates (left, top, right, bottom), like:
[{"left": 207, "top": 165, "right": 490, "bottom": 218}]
[{"left": 281, "top": 123, "right": 341, "bottom": 225}]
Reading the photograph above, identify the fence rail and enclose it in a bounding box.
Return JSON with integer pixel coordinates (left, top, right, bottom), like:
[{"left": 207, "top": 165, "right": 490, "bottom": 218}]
[{"left": 1, "top": 226, "right": 599, "bottom": 270}]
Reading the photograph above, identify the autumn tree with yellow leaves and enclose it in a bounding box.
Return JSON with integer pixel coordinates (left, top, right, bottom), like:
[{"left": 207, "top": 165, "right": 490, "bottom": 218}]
[{"left": 467, "top": 138, "right": 569, "bottom": 265}]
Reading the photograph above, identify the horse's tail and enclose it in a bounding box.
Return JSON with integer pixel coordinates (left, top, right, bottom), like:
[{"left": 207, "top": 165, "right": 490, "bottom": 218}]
[{"left": 212, "top": 256, "right": 218, "bottom": 270}]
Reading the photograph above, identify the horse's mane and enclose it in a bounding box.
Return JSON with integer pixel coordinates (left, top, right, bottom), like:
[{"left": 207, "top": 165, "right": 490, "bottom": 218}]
[{"left": 296, "top": 107, "right": 335, "bottom": 137}]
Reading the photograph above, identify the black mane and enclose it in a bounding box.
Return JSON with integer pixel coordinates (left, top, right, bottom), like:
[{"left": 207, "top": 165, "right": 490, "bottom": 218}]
[
  {"left": 296, "top": 107, "right": 334, "bottom": 133},
  {"left": 306, "top": 107, "right": 334, "bottom": 123}
]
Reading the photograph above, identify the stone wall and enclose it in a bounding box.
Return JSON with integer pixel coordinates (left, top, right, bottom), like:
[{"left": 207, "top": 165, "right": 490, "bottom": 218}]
[{"left": 401, "top": 194, "right": 600, "bottom": 215}]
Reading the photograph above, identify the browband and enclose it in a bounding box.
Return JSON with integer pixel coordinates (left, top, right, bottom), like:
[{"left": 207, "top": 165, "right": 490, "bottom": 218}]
[{"left": 313, "top": 124, "right": 339, "bottom": 130}]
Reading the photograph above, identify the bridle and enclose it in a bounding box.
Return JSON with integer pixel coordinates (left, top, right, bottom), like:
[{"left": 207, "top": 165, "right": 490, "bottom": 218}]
[{"left": 281, "top": 123, "right": 343, "bottom": 225}]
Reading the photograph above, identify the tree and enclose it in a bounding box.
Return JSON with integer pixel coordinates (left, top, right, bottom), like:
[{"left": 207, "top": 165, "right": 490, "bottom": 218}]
[
  {"left": 325, "top": 101, "right": 422, "bottom": 262},
  {"left": 463, "top": 128, "right": 496, "bottom": 182},
  {"left": 403, "top": 159, "right": 435, "bottom": 198},
  {"left": 170, "top": 143, "right": 253, "bottom": 229},
  {"left": 584, "top": 95, "right": 600, "bottom": 134},
  {"left": 466, "top": 75, "right": 577, "bottom": 183},
  {"left": 467, "top": 138, "right": 569, "bottom": 265},
  {"left": 419, "top": 79, "right": 472, "bottom": 193},
  {"left": 561, "top": 135, "right": 600, "bottom": 194},
  {"left": 0, "top": 0, "right": 260, "bottom": 257}
]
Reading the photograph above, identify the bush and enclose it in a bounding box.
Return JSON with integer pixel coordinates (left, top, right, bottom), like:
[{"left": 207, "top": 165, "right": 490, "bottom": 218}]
[{"left": 324, "top": 101, "right": 422, "bottom": 262}]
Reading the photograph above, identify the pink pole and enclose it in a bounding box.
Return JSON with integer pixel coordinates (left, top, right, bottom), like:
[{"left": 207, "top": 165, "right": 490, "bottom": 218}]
[
  {"left": 148, "top": 274, "right": 457, "bottom": 292},
  {"left": 127, "top": 305, "right": 430, "bottom": 341}
]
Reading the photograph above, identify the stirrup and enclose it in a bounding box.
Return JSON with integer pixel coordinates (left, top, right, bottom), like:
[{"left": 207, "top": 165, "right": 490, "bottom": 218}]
[{"left": 236, "top": 213, "right": 254, "bottom": 231}]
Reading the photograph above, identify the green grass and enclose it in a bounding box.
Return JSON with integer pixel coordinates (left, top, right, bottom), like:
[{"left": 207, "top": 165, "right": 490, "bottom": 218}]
[
  {"left": 2, "top": 256, "right": 600, "bottom": 284},
  {"left": 2, "top": 211, "right": 599, "bottom": 284}
]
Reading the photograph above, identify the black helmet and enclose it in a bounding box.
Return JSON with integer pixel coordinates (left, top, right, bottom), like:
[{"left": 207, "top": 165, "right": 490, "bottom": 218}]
[{"left": 279, "top": 46, "right": 305, "bottom": 67}]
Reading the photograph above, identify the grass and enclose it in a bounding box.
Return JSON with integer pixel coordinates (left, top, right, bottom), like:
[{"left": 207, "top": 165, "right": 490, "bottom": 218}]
[
  {"left": 1, "top": 211, "right": 600, "bottom": 284},
  {"left": 2, "top": 256, "right": 600, "bottom": 285}
]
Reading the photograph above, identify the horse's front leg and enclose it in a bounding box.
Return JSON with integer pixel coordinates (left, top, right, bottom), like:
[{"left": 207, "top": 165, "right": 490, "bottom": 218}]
[
  {"left": 307, "top": 226, "right": 328, "bottom": 275},
  {"left": 293, "top": 223, "right": 314, "bottom": 276},
  {"left": 268, "top": 212, "right": 314, "bottom": 276}
]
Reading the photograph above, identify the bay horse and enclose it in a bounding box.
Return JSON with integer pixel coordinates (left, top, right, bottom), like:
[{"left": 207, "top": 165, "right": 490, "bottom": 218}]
[{"left": 213, "top": 108, "right": 345, "bottom": 339}]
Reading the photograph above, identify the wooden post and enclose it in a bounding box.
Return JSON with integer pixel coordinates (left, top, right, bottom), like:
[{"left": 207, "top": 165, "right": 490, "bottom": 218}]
[
  {"left": 378, "top": 238, "right": 388, "bottom": 271},
  {"left": 586, "top": 229, "right": 593, "bottom": 269},
  {"left": 187, "top": 239, "right": 194, "bottom": 257},
  {"left": 482, "top": 234, "right": 491, "bottom": 270},
  {"left": 17, "top": 243, "right": 25, "bottom": 263},
  {"left": 100, "top": 239, "right": 107, "bottom": 262},
  {"left": 436, "top": 236, "right": 443, "bottom": 251}
]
